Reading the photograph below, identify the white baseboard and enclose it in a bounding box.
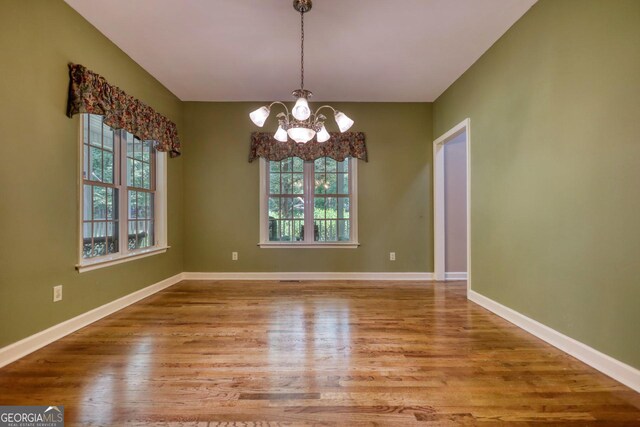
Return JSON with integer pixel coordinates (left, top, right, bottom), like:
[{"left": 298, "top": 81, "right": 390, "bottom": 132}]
[
  {"left": 0, "top": 273, "right": 183, "bottom": 369},
  {"left": 468, "top": 290, "right": 640, "bottom": 393},
  {"left": 182, "top": 272, "right": 434, "bottom": 281},
  {"left": 445, "top": 272, "right": 467, "bottom": 280}
]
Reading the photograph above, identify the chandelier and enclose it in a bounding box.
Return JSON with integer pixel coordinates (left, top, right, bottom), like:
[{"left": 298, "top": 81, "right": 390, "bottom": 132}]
[{"left": 249, "top": 0, "right": 354, "bottom": 143}]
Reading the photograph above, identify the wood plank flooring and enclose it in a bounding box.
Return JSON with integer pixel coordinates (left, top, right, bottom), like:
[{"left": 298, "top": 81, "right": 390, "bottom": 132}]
[{"left": 0, "top": 280, "right": 639, "bottom": 426}]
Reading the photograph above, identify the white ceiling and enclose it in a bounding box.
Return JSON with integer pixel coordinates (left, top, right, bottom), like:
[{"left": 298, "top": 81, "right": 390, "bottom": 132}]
[{"left": 65, "top": 0, "right": 536, "bottom": 102}]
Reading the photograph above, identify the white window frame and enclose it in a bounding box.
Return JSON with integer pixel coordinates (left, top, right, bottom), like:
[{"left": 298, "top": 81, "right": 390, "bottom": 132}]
[
  {"left": 77, "top": 114, "right": 169, "bottom": 272},
  {"left": 259, "top": 157, "right": 359, "bottom": 248}
]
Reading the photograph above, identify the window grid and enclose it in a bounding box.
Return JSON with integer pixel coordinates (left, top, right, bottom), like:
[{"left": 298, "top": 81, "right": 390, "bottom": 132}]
[
  {"left": 81, "top": 114, "right": 157, "bottom": 260},
  {"left": 313, "top": 158, "right": 351, "bottom": 242},
  {"left": 267, "top": 158, "right": 305, "bottom": 242},
  {"left": 82, "top": 114, "right": 119, "bottom": 258},
  {"left": 264, "top": 157, "right": 353, "bottom": 244},
  {"left": 126, "top": 135, "right": 156, "bottom": 250}
]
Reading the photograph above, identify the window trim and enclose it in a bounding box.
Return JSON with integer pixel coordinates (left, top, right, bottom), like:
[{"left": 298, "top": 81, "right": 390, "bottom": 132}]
[
  {"left": 258, "top": 157, "right": 359, "bottom": 248},
  {"left": 76, "top": 114, "right": 169, "bottom": 272}
]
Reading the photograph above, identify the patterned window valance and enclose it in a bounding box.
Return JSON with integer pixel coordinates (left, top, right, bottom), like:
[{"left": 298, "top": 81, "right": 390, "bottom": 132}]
[
  {"left": 66, "top": 63, "right": 181, "bottom": 157},
  {"left": 248, "top": 132, "right": 367, "bottom": 163}
]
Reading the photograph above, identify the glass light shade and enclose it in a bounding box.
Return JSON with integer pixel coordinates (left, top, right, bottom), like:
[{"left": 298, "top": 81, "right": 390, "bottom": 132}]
[
  {"left": 316, "top": 125, "right": 330, "bottom": 142},
  {"left": 292, "top": 97, "right": 311, "bottom": 121},
  {"left": 287, "top": 126, "right": 316, "bottom": 143},
  {"left": 274, "top": 126, "right": 288, "bottom": 142},
  {"left": 334, "top": 111, "right": 354, "bottom": 132},
  {"left": 249, "top": 106, "right": 270, "bottom": 127}
]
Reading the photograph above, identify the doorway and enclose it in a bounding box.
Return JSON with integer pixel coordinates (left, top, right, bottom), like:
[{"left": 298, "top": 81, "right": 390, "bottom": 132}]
[{"left": 433, "top": 119, "right": 470, "bottom": 287}]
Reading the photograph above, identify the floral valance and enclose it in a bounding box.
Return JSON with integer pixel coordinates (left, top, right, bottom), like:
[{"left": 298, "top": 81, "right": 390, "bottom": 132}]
[
  {"left": 66, "top": 63, "right": 181, "bottom": 157},
  {"left": 248, "top": 132, "right": 367, "bottom": 163}
]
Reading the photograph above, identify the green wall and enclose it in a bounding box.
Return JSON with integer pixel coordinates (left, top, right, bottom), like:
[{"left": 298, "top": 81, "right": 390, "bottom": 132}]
[
  {"left": 183, "top": 102, "right": 432, "bottom": 273},
  {"left": 0, "top": 1, "right": 184, "bottom": 347},
  {"left": 433, "top": 0, "right": 640, "bottom": 368}
]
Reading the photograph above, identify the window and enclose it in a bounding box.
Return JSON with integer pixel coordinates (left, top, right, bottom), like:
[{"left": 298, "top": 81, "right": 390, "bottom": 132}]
[
  {"left": 259, "top": 157, "right": 358, "bottom": 247},
  {"left": 79, "top": 114, "right": 167, "bottom": 271}
]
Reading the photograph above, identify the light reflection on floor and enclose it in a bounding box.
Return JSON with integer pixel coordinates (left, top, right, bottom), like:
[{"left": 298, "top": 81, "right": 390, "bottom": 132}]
[{"left": 268, "top": 299, "right": 351, "bottom": 391}]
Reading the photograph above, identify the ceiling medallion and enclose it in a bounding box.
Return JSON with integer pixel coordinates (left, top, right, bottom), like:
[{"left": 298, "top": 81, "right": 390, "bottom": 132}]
[{"left": 249, "top": 0, "right": 354, "bottom": 143}]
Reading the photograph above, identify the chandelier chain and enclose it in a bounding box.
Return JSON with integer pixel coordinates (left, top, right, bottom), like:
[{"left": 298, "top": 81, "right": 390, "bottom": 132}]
[{"left": 300, "top": 10, "right": 304, "bottom": 90}]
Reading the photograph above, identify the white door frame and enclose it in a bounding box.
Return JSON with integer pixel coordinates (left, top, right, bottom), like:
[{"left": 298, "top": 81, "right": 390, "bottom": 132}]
[{"left": 433, "top": 118, "right": 470, "bottom": 290}]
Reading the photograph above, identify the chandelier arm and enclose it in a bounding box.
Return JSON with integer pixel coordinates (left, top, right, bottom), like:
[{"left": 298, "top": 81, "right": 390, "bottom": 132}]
[
  {"left": 268, "top": 101, "right": 291, "bottom": 116},
  {"left": 314, "top": 105, "right": 337, "bottom": 116}
]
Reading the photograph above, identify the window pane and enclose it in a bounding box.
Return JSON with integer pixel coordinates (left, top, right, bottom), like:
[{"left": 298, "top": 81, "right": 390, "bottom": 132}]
[
  {"left": 325, "top": 197, "right": 337, "bottom": 218},
  {"left": 315, "top": 173, "right": 327, "bottom": 194},
  {"left": 103, "top": 124, "right": 114, "bottom": 150},
  {"left": 129, "top": 190, "right": 137, "bottom": 219},
  {"left": 292, "top": 157, "right": 304, "bottom": 172},
  {"left": 293, "top": 197, "right": 304, "bottom": 218},
  {"left": 142, "top": 141, "right": 152, "bottom": 162},
  {"left": 82, "top": 222, "right": 92, "bottom": 258},
  {"left": 269, "top": 160, "right": 280, "bottom": 173},
  {"left": 93, "top": 222, "right": 106, "bottom": 257},
  {"left": 338, "top": 220, "right": 350, "bottom": 241},
  {"left": 269, "top": 173, "right": 280, "bottom": 194},
  {"left": 89, "top": 115, "right": 102, "bottom": 147},
  {"left": 337, "top": 159, "right": 349, "bottom": 173},
  {"left": 314, "top": 197, "right": 325, "bottom": 219},
  {"left": 337, "top": 173, "right": 349, "bottom": 194},
  {"left": 106, "top": 221, "right": 119, "bottom": 254},
  {"left": 134, "top": 160, "right": 143, "bottom": 187},
  {"left": 93, "top": 186, "right": 106, "bottom": 220},
  {"left": 134, "top": 138, "right": 143, "bottom": 161},
  {"left": 314, "top": 158, "right": 325, "bottom": 172},
  {"left": 326, "top": 174, "right": 337, "bottom": 194},
  {"left": 280, "top": 198, "right": 293, "bottom": 218},
  {"left": 138, "top": 221, "right": 147, "bottom": 246},
  {"left": 292, "top": 173, "right": 304, "bottom": 194},
  {"left": 293, "top": 220, "right": 303, "bottom": 241},
  {"left": 281, "top": 158, "right": 292, "bottom": 172},
  {"left": 338, "top": 197, "right": 350, "bottom": 219},
  {"left": 106, "top": 187, "right": 113, "bottom": 220},
  {"left": 268, "top": 216, "right": 278, "bottom": 241},
  {"left": 325, "top": 158, "right": 337, "bottom": 172},
  {"left": 104, "top": 151, "right": 114, "bottom": 184},
  {"left": 127, "top": 133, "right": 134, "bottom": 157},
  {"left": 282, "top": 174, "right": 293, "bottom": 194},
  {"left": 90, "top": 146, "right": 103, "bottom": 182},
  {"left": 326, "top": 219, "right": 338, "bottom": 241},
  {"left": 142, "top": 162, "right": 151, "bottom": 189},
  {"left": 83, "top": 185, "right": 92, "bottom": 221},
  {"left": 314, "top": 220, "right": 325, "bottom": 241},
  {"left": 268, "top": 197, "right": 280, "bottom": 219}
]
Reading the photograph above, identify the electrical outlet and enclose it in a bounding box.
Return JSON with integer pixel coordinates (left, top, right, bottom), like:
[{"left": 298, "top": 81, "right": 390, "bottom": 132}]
[
  {"left": 389, "top": 252, "right": 396, "bottom": 261},
  {"left": 232, "top": 252, "right": 238, "bottom": 261},
  {"left": 53, "top": 285, "right": 63, "bottom": 302}
]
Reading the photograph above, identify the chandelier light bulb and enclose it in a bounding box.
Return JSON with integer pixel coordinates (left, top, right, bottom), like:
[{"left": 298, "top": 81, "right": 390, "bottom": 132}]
[
  {"left": 292, "top": 96, "right": 311, "bottom": 121},
  {"left": 287, "top": 127, "right": 316, "bottom": 143},
  {"left": 334, "top": 111, "right": 354, "bottom": 132},
  {"left": 249, "top": 106, "right": 270, "bottom": 127},
  {"left": 274, "top": 126, "right": 288, "bottom": 142},
  {"left": 316, "top": 125, "right": 330, "bottom": 142}
]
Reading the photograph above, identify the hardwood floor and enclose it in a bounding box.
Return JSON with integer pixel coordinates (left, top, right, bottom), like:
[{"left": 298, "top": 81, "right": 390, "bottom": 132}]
[{"left": 1, "top": 280, "right": 639, "bottom": 426}]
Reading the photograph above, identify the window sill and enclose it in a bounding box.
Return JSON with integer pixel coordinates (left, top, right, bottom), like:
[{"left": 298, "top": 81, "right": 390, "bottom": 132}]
[
  {"left": 258, "top": 242, "right": 359, "bottom": 249},
  {"left": 76, "top": 246, "right": 170, "bottom": 273}
]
